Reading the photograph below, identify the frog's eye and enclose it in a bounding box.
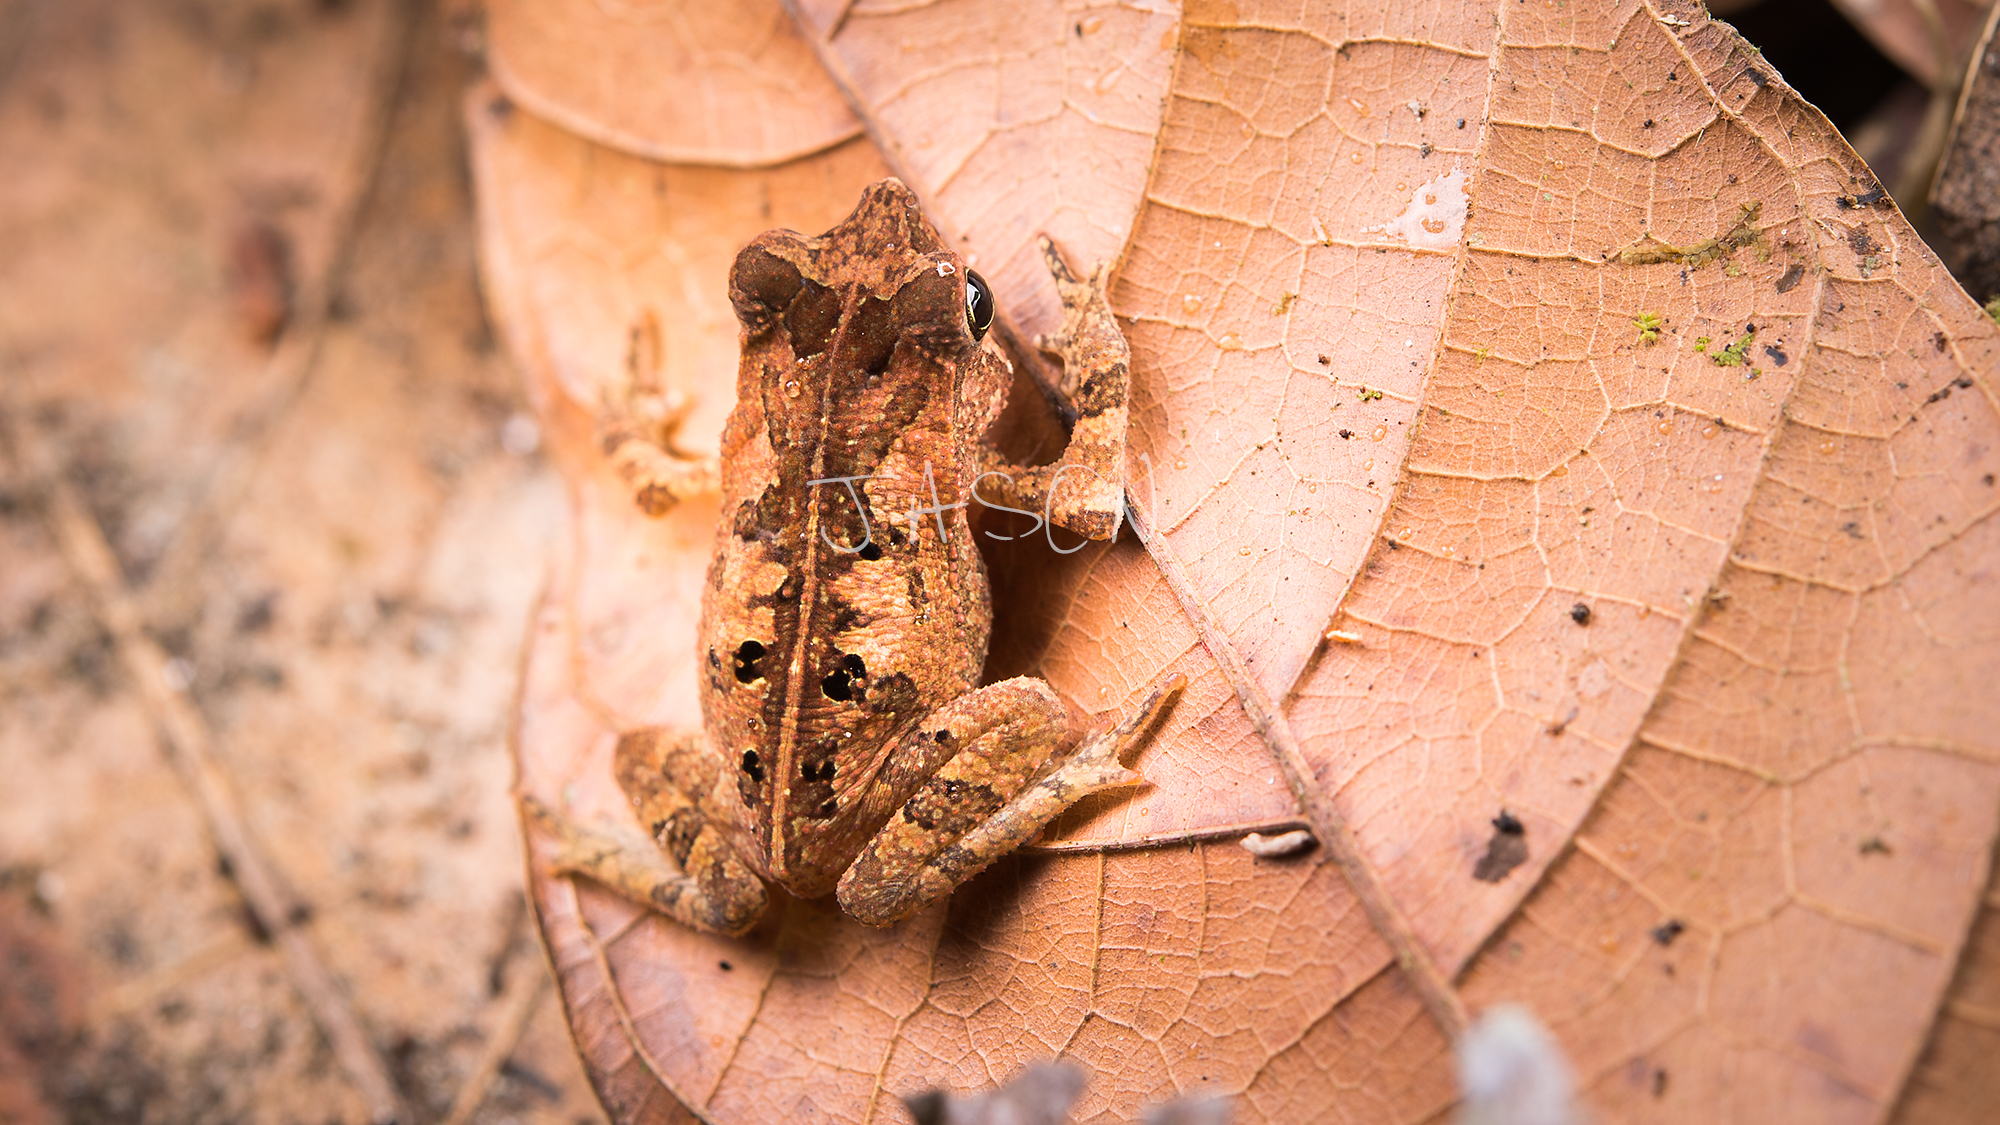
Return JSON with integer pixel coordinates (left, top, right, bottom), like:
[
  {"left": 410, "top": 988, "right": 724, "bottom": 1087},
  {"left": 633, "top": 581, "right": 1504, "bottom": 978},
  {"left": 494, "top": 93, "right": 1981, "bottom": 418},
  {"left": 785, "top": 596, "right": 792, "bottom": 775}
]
[{"left": 963, "top": 268, "right": 994, "bottom": 341}]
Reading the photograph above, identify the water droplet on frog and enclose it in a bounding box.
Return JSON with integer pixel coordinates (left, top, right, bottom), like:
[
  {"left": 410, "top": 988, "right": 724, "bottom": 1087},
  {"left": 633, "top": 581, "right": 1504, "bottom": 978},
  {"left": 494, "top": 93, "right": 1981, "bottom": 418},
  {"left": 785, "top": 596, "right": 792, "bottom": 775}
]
[
  {"left": 784, "top": 379, "right": 801, "bottom": 399},
  {"left": 1818, "top": 439, "right": 1837, "bottom": 455},
  {"left": 1371, "top": 425, "right": 1388, "bottom": 441},
  {"left": 1549, "top": 462, "right": 1568, "bottom": 477},
  {"left": 1657, "top": 420, "right": 1672, "bottom": 435},
  {"left": 1308, "top": 482, "right": 1318, "bottom": 493},
  {"left": 1182, "top": 294, "right": 1203, "bottom": 314},
  {"left": 1701, "top": 425, "right": 1718, "bottom": 440},
  {"left": 1174, "top": 458, "right": 1187, "bottom": 470},
  {"left": 1361, "top": 459, "right": 1373, "bottom": 471}
]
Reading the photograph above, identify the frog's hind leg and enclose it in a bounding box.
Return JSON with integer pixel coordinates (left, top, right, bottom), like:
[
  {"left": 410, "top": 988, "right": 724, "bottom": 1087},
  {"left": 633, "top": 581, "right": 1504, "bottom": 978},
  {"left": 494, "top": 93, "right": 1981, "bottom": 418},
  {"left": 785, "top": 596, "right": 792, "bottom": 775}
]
[
  {"left": 837, "top": 675, "right": 1185, "bottom": 926},
  {"left": 976, "top": 237, "right": 1132, "bottom": 542},
  {"left": 526, "top": 728, "right": 766, "bottom": 936}
]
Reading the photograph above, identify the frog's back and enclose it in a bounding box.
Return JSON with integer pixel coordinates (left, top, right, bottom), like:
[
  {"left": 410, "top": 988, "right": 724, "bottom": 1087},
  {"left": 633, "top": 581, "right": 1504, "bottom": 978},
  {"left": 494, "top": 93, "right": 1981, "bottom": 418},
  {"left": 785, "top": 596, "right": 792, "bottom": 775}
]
[{"left": 694, "top": 180, "right": 1014, "bottom": 895}]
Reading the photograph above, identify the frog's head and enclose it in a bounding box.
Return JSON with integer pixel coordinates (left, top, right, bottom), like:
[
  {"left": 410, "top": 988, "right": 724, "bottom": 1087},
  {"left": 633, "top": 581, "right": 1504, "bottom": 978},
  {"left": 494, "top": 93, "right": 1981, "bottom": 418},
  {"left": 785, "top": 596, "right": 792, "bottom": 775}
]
[{"left": 727, "top": 178, "right": 997, "bottom": 365}]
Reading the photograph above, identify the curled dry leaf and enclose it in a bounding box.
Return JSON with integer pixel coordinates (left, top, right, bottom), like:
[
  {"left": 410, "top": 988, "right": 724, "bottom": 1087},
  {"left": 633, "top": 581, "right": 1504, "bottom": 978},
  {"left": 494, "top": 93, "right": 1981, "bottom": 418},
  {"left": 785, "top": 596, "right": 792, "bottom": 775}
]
[
  {"left": 476, "top": 0, "right": 2000, "bottom": 1122},
  {"left": 483, "top": 0, "right": 861, "bottom": 166},
  {"left": 1825, "top": 0, "right": 1992, "bottom": 91}
]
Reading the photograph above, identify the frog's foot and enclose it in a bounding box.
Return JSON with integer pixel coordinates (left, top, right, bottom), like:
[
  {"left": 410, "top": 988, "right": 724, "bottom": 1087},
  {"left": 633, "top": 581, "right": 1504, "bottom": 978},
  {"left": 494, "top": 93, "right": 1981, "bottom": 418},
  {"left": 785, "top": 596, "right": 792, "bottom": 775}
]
[
  {"left": 836, "top": 674, "right": 1186, "bottom": 926},
  {"left": 597, "top": 385, "right": 719, "bottom": 517},
  {"left": 976, "top": 237, "right": 1133, "bottom": 542},
  {"left": 523, "top": 793, "right": 766, "bottom": 937}
]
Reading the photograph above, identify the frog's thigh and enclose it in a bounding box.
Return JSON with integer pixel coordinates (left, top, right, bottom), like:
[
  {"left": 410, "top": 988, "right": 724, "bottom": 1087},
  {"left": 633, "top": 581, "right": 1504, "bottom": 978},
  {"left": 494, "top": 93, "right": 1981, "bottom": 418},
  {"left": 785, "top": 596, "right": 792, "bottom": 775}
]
[
  {"left": 836, "top": 675, "right": 1183, "bottom": 926},
  {"left": 526, "top": 728, "right": 766, "bottom": 937}
]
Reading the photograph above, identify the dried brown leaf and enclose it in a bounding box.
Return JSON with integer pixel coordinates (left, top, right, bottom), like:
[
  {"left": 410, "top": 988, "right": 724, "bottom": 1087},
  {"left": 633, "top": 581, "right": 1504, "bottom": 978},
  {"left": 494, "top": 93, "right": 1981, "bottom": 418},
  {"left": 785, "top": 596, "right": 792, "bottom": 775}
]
[
  {"left": 484, "top": 0, "right": 861, "bottom": 166},
  {"left": 477, "top": 1, "right": 2000, "bottom": 1121}
]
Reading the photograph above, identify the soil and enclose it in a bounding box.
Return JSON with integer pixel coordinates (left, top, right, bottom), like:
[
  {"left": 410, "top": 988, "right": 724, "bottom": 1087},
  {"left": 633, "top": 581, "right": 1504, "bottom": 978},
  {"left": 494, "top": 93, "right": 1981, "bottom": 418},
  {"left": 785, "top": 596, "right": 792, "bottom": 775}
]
[{"left": 0, "top": 0, "right": 600, "bottom": 1120}]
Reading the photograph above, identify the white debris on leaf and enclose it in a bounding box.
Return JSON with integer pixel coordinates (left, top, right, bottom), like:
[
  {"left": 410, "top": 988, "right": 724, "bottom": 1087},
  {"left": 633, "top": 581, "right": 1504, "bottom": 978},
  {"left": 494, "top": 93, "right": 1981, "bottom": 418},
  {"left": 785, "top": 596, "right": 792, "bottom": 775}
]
[
  {"left": 1378, "top": 167, "right": 1470, "bottom": 250},
  {"left": 1456, "top": 1005, "right": 1581, "bottom": 1125},
  {"left": 1239, "top": 829, "right": 1315, "bottom": 857}
]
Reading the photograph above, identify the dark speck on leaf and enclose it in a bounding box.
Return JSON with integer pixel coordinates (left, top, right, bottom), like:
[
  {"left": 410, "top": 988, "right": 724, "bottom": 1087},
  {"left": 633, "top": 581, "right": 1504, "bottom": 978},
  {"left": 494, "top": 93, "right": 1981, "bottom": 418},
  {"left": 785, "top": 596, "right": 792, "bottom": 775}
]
[
  {"left": 1473, "top": 810, "right": 1529, "bottom": 882},
  {"left": 1651, "top": 919, "right": 1686, "bottom": 946},
  {"left": 1762, "top": 343, "right": 1788, "bottom": 366},
  {"left": 1775, "top": 263, "right": 1804, "bottom": 293},
  {"left": 1570, "top": 602, "right": 1592, "bottom": 626}
]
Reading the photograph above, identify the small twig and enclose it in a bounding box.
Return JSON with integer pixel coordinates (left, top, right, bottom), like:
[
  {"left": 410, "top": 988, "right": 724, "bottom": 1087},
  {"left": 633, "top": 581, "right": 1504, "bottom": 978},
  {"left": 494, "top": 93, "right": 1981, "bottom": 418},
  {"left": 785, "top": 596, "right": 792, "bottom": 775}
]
[
  {"left": 1, "top": 418, "right": 414, "bottom": 1125},
  {"left": 438, "top": 958, "right": 550, "bottom": 1125}
]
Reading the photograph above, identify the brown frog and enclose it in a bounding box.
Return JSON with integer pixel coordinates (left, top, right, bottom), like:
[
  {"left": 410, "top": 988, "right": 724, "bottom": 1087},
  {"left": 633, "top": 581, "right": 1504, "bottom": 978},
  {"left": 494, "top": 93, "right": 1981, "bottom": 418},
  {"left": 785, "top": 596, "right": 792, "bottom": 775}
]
[{"left": 530, "top": 178, "right": 1181, "bottom": 934}]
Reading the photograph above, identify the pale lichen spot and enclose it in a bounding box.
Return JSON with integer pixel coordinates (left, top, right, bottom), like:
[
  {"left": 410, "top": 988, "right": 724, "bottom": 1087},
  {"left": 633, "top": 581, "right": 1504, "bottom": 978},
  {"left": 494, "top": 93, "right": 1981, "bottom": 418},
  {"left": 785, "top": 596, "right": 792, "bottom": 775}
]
[{"left": 1378, "top": 167, "right": 1470, "bottom": 250}]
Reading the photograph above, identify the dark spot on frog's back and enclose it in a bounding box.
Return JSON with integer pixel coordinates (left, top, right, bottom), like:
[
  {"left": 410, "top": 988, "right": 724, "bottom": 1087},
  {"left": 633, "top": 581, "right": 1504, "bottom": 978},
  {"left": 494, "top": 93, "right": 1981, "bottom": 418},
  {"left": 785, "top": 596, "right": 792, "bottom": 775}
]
[
  {"left": 869, "top": 671, "right": 921, "bottom": 717},
  {"left": 733, "top": 487, "right": 787, "bottom": 544},
  {"left": 798, "top": 743, "right": 841, "bottom": 819},
  {"left": 732, "top": 640, "right": 767, "bottom": 684},
  {"left": 727, "top": 246, "right": 804, "bottom": 332},
  {"left": 827, "top": 598, "right": 864, "bottom": 635},
  {"left": 820, "top": 652, "right": 868, "bottom": 702}
]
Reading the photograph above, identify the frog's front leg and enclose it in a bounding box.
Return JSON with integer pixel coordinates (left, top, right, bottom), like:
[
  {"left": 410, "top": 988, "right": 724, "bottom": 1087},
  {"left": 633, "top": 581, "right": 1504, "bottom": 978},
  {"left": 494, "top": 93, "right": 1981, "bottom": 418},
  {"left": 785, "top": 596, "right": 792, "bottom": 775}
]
[
  {"left": 978, "top": 237, "right": 1131, "bottom": 541},
  {"left": 836, "top": 675, "right": 1185, "bottom": 926},
  {"left": 526, "top": 728, "right": 767, "bottom": 936},
  {"left": 597, "top": 382, "right": 720, "bottom": 516}
]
